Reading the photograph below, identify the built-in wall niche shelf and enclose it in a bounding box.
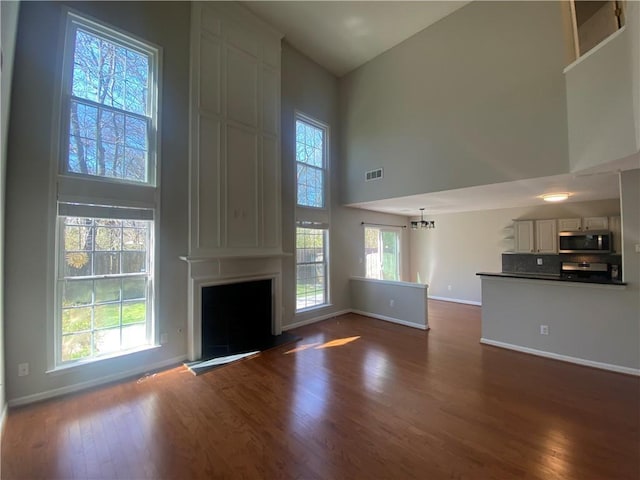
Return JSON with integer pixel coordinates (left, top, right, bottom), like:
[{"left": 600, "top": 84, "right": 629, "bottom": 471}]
[{"left": 566, "top": 0, "right": 625, "bottom": 61}]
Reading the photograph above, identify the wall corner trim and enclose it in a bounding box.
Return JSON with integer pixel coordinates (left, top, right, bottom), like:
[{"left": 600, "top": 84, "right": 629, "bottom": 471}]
[{"left": 480, "top": 338, "right": 640, "bottom": 376}]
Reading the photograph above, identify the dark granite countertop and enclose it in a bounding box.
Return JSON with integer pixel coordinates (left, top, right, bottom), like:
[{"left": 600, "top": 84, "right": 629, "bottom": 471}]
[{"left": 476, "top": 271, "right": 626, "bottom": 286}]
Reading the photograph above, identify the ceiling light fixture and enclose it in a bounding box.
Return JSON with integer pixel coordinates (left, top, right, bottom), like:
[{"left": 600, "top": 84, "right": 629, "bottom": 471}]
[
  {"left": 542, "top": 193, "right": 570, "bottom": 202},
  {"left": 411, "top": 208, "right": 435, "bottom": 230}
]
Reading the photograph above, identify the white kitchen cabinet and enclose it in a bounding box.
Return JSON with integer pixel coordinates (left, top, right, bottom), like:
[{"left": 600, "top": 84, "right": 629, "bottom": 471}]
[
  {"left": 609, "top": 215, "right": 621, "bottom": 253},
  {"left": 514, "top": 220, "right": 534, "bottom": 253},
  {"left": 558, "top": 218, "right": 582, "bottom": 231},
  {"left": 583, "top": 216, "right": 609, "bottom": 231},
  {"left": 535, "top": 219, "right": 557, "bottom": 253},
  {"left": 189, "top": 3, "right": 283, "bottom": 256}
]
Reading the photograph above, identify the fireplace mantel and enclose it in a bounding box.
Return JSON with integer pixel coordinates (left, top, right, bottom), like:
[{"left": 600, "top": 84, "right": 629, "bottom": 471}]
[
  {"left": 179, "top": 251, "right": 290, "bottom": 263},
  {"left": 184, "top": 255, "right": 283, "bottom": 361}
]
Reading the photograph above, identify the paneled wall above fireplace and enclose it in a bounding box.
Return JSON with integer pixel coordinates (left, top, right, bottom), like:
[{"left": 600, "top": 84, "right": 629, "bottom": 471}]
[{"left": 188, "top": 2, "right": 284, "bottom": 258}]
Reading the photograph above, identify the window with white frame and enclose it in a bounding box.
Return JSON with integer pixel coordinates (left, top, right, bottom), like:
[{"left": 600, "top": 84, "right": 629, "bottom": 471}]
[
  {"left": 296, "top": 226, "right": 328, "bottom": 310},
  {"left": 364, "top": 227, "right": 400, "bottom": 281},
  {"left": 57, "top": 206, "right": 153, "bottom": 363},
  {"left": 54, "top": 12, "right": 160, "bottom": 367},
  {"left": 62, "top": 12, "right": 158, "bottom": 184},
  {"left": 296, "top": 117, "right": 325, "bottom": 208},
  {"left": 295, "top": 114, "right": 329, "bottom": 311}
]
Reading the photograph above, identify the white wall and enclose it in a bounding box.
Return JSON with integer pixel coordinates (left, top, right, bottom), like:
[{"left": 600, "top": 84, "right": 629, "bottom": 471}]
[
  {"left": 339, "top": 1, "right": 569, "bottom": 205},
  {"left": 410, "top": 199, "right": 621, "bottom": 304},
  {"left": 281, "top": 42, "right": 411, "bottom": 328},
  {"left": 4, "top": 1, "right": 190, "bottom": 404},
  {"left": 1, "top": 0, "right": 21, "bottom": 425}
]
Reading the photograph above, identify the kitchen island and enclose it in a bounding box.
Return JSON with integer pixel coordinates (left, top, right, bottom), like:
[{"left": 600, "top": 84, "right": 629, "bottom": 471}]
[{"left": 476, "top": 272, "right": 638, "bottom": 376}]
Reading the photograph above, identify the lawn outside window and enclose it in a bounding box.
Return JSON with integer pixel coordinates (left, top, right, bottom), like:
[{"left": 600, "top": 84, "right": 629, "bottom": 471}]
[{"left": 57, "top": 214, "right": 153, "bottom": 364}]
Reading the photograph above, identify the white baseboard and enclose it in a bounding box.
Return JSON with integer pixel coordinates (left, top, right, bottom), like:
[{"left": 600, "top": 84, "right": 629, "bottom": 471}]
[
  {"left": 429, "top": 295, "right": 481, "bottom": 306},
  {"left": 480, "top": 338, "right": 640, "bottom": 376},
  {"left": 283, "top": 309, "right": 352, "bottom": 330},
  {"left": 8, "top": 355, "right": 188, "bottom": 407},
  {"left": 351, "top": 310, "right": 429, "bottom": 330}
]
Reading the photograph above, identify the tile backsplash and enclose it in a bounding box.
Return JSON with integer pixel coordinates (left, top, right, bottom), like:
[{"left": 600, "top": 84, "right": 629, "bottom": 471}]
[{"left": 502, "top": 253, "right": 622, "bottom": 276}]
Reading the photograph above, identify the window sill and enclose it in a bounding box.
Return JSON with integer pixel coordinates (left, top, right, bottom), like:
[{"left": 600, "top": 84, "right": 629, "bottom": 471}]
[
  {"left": 46, "top": 344, "right": 161, "bottom": 376},
  {"left": 295, "top": 303, "right": 333, "bottom": 315}
]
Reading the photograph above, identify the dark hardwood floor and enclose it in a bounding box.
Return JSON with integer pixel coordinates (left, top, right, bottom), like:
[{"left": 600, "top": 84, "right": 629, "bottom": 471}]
[{"left": 2, "top": 300, "right": 639, "bottom": 479}]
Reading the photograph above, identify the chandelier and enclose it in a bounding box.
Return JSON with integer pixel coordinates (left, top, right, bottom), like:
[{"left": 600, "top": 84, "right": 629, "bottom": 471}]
[{"left": 411, "top": 208, "right": 435, "bottom": 230}]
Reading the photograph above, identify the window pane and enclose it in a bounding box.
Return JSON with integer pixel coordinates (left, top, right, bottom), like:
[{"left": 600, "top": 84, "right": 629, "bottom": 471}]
[
  {"left": 123, "top": 301, "right": 146, "bottom": 325},
  {"left": 296, "top": 164, "right": 324, "bottom": 208},
  {"left": 94, "top": 252, "right": 121, "bottom": 275},
  {"left": 64, "top": 252, "right": 92, "bottom": 277},
  {"left": 365, "top": 228, "right": 399, "bottom": 281},
  {"left": 295, "top": 118, "right": 325, "bottom": 208},
  {"left": 95, "top": 303, "right": 121, "bottom": 329},
  {"left": 381, "top": 231, "right": 399, "bottom": 281},
  {"left": 295, "top": 227, "right": 327, "bottom": 311},
  {"left": 67, "top": 26, "right": 152, "bottom": 184},
  {"left": 62, "top": 279, "right": 93, "bottom": 307},
  {"left": 62, "top": 307, "right": 92, "bottom": 334},
  {"left": 94, "top": 328, "right": 121, "bottom": 355},
  {"left": 58, "top": 214, "right": 152, "bottom": 365},
  {"left": 95, "top": 278, "right": 121, "bottom": 303},
  {"left": 62, "top": 332, "right": 92, "bottom": 361},
  {"left": 123, "top": 277, "right": 146, "bottom": 300}
]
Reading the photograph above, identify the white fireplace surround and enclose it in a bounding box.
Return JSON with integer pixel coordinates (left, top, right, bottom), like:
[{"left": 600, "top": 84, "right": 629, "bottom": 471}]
[{"left": 182, "top": 256, "right": 283, "bottom": 361}]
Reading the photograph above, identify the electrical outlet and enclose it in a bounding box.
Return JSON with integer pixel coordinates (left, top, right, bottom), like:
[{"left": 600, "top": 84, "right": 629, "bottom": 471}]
[
  {"left": 635, "top": 244, "right": 640, "bottom": 253},
  {"left": 540, "top": 325, "right": 549, "bottom": 335},
  {"left": 389, "top": 299, "right": 395, "bottom": 307},
  {"left": 447, "top": 285, "right": 452, "bottom": 291},
  {"left": 537, "top": 258, "right": 543, "bottom": 266},
  {"left": 160, "top": 333, "right": 168, "bottom": 345},
  {"left": 18, "top": 363, "right": 29, "bottom": 377}
]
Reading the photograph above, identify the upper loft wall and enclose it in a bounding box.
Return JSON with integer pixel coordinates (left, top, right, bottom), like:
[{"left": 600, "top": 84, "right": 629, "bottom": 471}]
[
  {"left": 339, "top": 1, "right": 569, "bottom": 205},
  {"left": 565, "top": 1, "right": 640, "bottom": 173}
]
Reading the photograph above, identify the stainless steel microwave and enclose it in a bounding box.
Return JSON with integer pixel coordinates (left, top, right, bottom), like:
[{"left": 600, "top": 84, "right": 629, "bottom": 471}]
[{"left": 558, "top": 230, "right": 611, "bottom": 253}]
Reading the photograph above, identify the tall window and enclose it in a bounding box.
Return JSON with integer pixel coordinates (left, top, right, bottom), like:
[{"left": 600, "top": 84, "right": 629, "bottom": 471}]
[
  {"left": 295, "top": 115, "right": 328, "bottom": 311},
  {"left": 296, "top": 118, "right": 325, "bottom": 208},
  {"left": 365, "top": 227, "right": 400, "bottom": 281},
  {"left": 58, "top": 210, "right": 152, "bottom": 363},
  {"left": 63, "top": 13, "right": 157, "bottom": 184},
  {"left": 54, "top": 12, "right": 159, "bottom": 367}
]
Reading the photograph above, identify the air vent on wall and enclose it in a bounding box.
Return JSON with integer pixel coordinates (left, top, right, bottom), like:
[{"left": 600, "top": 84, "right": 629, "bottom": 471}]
[{"left": 365, "top": 168, "right": 383, "bottom": 182}]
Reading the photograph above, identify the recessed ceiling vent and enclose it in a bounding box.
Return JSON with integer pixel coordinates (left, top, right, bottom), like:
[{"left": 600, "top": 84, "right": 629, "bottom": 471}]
[{"left": 365, "top": 168, "right": 383, "bottom": 182}]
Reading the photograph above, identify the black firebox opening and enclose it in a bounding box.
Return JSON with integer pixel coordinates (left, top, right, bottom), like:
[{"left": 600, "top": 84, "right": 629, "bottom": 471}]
[{"left": 201, "top": 279, "right": 274, "bottom": 359}]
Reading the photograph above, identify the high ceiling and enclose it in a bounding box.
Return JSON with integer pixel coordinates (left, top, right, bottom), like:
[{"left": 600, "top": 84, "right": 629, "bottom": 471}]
[
  {"left": 243, "top": 1, "right": 634, "bottom": 216},
  {"left": 243, "top": 1, "right": 469, "bottom": 77}
]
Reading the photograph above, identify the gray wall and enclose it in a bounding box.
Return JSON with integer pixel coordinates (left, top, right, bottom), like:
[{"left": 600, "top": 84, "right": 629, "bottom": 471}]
[
  {"left": 350, "top": 277, "right": 428, "bottom": 329},
  {"left": 5, "top": 1, "right": 190, "bottom": 403},
  {"left": 410, "top": 199, "right": 621, "bottom": 304},
  {"left": 281, "top": 42, "right": 411, "bottom": 328},
  {"left": 565, "top": 17, "right": 639, "bottom": 172},
  {"left": 339, "top": 1, "right": 569, "bottom": 205},
  {"left": 1, "top": 0, "right": 21, "bottom": 420}
]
